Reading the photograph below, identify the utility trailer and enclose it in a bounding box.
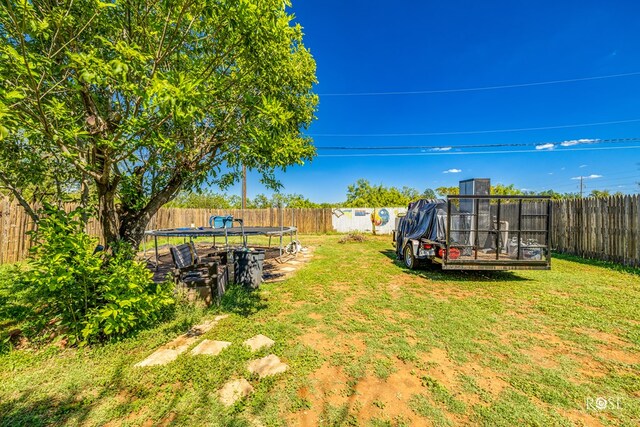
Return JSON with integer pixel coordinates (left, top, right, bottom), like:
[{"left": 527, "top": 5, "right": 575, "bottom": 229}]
[{"left": 393, "top": 195, "right": 552, "bottom": 271}]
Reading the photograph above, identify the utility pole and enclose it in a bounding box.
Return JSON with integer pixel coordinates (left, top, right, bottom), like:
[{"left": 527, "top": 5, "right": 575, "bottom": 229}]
[
  {"left": 579, "top": 176, "right": 584, "bottom": 198},
  {"left": 242, "top": 164, "right": 247, "bottom": 211}
]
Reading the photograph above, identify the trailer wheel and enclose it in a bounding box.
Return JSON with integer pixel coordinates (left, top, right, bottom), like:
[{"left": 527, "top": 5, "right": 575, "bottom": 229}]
[{"left": 403, "top": 245, "right": 417, "bottom": 270}]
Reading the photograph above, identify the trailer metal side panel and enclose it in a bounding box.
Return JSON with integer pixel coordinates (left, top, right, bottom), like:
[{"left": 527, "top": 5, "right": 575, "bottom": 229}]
[{"left": 443, "top": 195, "right": 552, "bottom": 271}]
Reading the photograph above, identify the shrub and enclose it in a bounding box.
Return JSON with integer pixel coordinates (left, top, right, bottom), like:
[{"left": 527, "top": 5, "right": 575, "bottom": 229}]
[{"left": 23, "top": 205, "right": 175, "bottom": 345}]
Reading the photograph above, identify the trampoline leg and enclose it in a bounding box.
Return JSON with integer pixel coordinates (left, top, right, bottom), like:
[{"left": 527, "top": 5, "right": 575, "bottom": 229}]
[
  {"left": 269, "top": 235, "right": 272, "bottom": 248},
  {"left": 154, "top": 235, "right": 159, "bottom": 271}
]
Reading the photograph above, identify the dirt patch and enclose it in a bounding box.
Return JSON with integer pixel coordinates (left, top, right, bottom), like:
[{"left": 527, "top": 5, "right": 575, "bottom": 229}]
[
  {"left": 158, "top": 412, "right": 177, "bottom": 426},
  {"left": 291, "top": 363, "right": 349, "bottom": 426},
  {"left": 348, "top": 363, "right": 425, "bottom": 423},
  {"left": 428, "top": 285, "right": 478, "bottom": 301},
  {"left": 597, "top": 346, "right": 639, "bottom": 365},
  {"left": 570, "top": 353, "right": 608, "bottom": 379},
  {"left": 421, "top": 347, "right": 459, "bottom": 390},
  {"left": 530, "top": 331, "right": 565, "bottom": 346},
  {"left": 308, "top": 313, "right": 323, "bottom": 321},
  {"left": 548, "top": 290, "right": 573, "bottom": 298},
  {"left": 459, "top": 361, "right": 509, "bottom": 398},
  {"left": 422, "top": 348, "right": 509, "bottom": 400},
  {"left": 398, "top": 279, "right": 478, "bottom": 302},
  {"left": 290, "top": 360, "right": 424, "bottom": 426},
  {"left": 521, "top": 345, "right": 560, "bottom": 369},
  {"left": 264, "top": 247, "right": 315, "bottom": 283},
  {"left": 576, "top": 328, "right": 629, "bottom": 347},
  {"left": 558, "top": 409, "right": 606, "bottom": 427},
  {"left": 299, "top": 329, "right": 336, "bottom": 354},
  {"left": 299, "top": 328, "right": 366, "bottom": 356}
]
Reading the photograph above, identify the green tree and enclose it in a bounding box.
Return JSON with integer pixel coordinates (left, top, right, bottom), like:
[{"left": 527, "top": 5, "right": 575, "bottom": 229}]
[
  {"left": 165, "top": 191, "right": 241, "bottom": 209},
  {"left": 422, "top": 188, "right": 438, "bottom": 199},
  {"left": 435, "top": 186, "right": 459, "bottom": 196},
  {"left": 491, "top": 184, "right": 524, "bottom": 195},
  {"left": 247, "top": 193, "right": 321, "bottom": 208},
  {"left": 0, "top": 136, "right": 84, "bottom": 218},
  {"left": 535, "top": 190, "right": 578, "bottom": 200},
  {"left": 344, "top": 179, "right": 420, "bottom": 207},
  {"left": 588, "top": 190, "right": 624, "bottom": 198},
  {"left": 0, "top": 0, "right": 317, "bottom": 249}
]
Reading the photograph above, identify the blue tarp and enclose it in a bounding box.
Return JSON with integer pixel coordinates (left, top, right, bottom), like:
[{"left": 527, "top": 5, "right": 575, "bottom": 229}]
[{"left": 395, "top": 199, "right": 449, "bottom": 258}]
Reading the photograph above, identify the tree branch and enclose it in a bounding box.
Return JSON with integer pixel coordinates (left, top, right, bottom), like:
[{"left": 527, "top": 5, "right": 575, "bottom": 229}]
[{"left": 0, "top": 171, "right": 39, "bottom": 222}]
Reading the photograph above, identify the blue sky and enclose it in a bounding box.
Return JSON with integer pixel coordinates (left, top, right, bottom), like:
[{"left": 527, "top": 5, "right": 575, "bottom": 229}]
[{"left": 237, "top": 0, "right": 640, "bottom": 202}]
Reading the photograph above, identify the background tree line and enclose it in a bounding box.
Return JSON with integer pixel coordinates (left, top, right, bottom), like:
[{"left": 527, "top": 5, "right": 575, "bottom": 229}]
[{"left": 165, "top": 179, "right": 628, "bottom": 210}]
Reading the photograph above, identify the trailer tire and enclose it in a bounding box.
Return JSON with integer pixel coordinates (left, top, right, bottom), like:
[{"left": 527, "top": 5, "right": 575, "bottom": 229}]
[{"left": 403, "top": 245, "right": 418, "bottom": 270}]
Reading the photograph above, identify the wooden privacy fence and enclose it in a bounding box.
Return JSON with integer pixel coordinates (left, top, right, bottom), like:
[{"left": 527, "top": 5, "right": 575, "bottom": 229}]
[
  {"left": 551, "top": 195, "right": 640, "bottom": 267},
  {"left": 0, "top": 198, "right": 331, "bottom": 264},
  {"left": 1, "top": 195, "right": 639, "bottom": 266}
]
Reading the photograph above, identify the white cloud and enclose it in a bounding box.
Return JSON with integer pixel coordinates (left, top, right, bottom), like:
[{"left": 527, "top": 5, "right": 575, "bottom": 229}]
[
  {"left": 431, "top": 146, "right": 452, "bottom": 152},
  {"left": 548, "top": 172, "right": 554, "bottom": 175},
  {"left": 579, "top": 164, "right": 588, "bottom": 168},
  {"left": 443, "top": 168, "right": 462, "bottom": 174},
  {"left": 536, "top": 143, "right": 555, "bottom": 150},
  {"left": 571, "top": 174, "right": 603, "bottom": 180},
  {"left": 560, "top": 138, "right": 599, "bottom": 147}
]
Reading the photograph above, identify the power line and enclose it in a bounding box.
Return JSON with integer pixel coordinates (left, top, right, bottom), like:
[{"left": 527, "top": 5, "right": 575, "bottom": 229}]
[
  {"left": 315, "top": 137, "right": 640, "bottom": 151},
  {"left": 309, "top": 118, "right": 640, "bottom": 138},
  {"left": 552, "top": 177, "right": 640, "bottom": 192},
  {"left": 318, "top": 71, "right": 640, "bottom": 96},
  {"left": 316, "top": 144, "right": 640, "bottom": 158}
]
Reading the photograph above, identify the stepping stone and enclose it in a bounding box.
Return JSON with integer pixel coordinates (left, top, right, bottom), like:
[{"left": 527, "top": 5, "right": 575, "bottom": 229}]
[
  {"left": 244, "top": 334, "right": 275, "bottom": 352},
  {"left": 279, "top": 267, "right": 296, "bottom": 272},
  {"left": 187, "top": 315, "right": 229, "bottom": 336},
  {"left": 219, "top": 378, "right": 254, "bottom": 407},
  {"left": 135, "top": 335, "right": 198, "bottom": 367},
  {"left": 191, "top": 339, "right": 231, "bottom": 356},
  {"left": 247, "top": 354, "right": 289, "bottom": 378},
  {"left": 287, "top": 260, "right": 302, "bottom": 265},
  {"left": 135, "top": 315, "right": 230, "bottom": 367}
]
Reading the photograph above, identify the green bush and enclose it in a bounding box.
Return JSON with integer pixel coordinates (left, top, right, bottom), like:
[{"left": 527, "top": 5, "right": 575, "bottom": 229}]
[{"left": 23, "top": 205, "right": 175, "bottom": 345}]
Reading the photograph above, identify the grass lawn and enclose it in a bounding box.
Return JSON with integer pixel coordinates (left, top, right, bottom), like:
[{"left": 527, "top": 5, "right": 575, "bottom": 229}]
[{"left": 1, "top": 235, "right": 639, "bottom": 426}]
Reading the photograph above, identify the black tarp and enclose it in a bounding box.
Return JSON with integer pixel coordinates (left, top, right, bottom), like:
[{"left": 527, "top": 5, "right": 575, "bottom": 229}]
[{"left": 395, "top": 199, "right": 449, "bottom": 258}]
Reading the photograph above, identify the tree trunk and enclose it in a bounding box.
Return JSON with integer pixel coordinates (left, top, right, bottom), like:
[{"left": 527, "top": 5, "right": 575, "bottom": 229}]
[
  {"left": 79, "top": 173, "right": 91, "bottom": 227},
  {"left": 116, "top": 174, "right": 185, "bottom": 250},
  {"left": 96, "top": 182, "right": 120, "bottom": 246},
  {"left": 119, "top": 211, "right": 152, "bottom": 250}
]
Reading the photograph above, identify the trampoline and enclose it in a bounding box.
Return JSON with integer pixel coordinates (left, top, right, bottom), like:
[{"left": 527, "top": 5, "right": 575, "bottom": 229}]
[{"left": 143, "top": 226, "right": 298, "bottom": 269}]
